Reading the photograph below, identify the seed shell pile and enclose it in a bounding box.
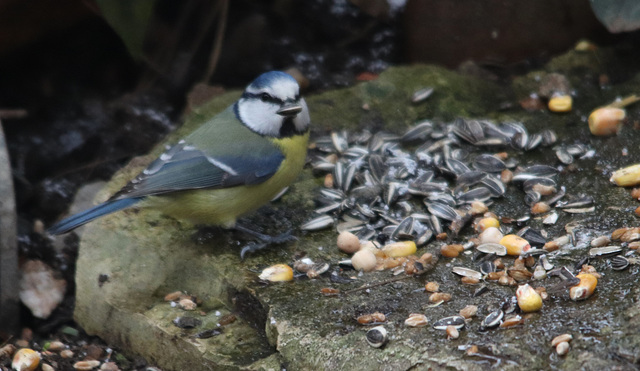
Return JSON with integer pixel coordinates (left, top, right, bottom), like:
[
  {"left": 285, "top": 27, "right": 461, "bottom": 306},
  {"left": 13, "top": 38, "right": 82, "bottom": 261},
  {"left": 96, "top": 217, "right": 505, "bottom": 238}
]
[{"left": 265, "top": 112, "right": 640, "bottom": 355}]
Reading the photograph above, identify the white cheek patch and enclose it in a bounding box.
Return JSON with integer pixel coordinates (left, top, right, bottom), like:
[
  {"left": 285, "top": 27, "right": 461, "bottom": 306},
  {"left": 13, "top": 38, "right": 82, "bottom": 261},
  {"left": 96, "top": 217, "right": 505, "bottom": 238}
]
[
  {"left": 294, "top": 98, "right": 311, "bottom": 132},
  {"left": 238, "top": 99, "right": 282, "bottom": 136}
]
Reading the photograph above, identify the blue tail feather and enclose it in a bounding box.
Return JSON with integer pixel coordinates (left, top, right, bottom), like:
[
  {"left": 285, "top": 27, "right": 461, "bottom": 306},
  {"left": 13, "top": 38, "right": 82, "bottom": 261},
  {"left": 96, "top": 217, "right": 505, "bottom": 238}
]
[{"left": 47, "top": 197, "right": 142, "bottom": 235}]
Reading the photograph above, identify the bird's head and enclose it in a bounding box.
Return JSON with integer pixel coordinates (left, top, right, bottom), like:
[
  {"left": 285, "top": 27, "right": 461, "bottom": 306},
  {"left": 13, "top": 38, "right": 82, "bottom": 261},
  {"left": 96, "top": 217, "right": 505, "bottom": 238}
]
[{"left": 236, "top": 71, "right": 311, "bottom": 138}]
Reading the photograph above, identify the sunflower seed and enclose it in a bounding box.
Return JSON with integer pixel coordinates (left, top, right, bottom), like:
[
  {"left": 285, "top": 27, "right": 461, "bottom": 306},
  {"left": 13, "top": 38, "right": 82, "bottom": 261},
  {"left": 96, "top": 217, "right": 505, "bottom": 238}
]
[
  {"left": 480, "top": 261, "right": 496, "bottom": 275},
  {"left": 522, "top": 165, "right": 559, "bottom": 178},
  {"left": 543, "top": 212, "right": 559, "bottom": 225},
  {"left": 301, "top": 215, "right": 335, "bottom": 231},
  {"left": 480, "top": 175, "right": 506, "bottom": 197},
  {"left": 517, "top": 227, "right": 546, "bottom": 247},
  {"left": 333, "top": 161, "right": 344, "bottom": 190},
  {"left": 511, "top": 131, "right": 528, "bottom": 150},
  {"left": 336, "top": 217, "right": 366, "bottom": 233},
  {"left": 501, "top": 296, "right": 518, "bottom": 314},
  {"left": 456, "top": 171, "right": 487, "bottom": 187},
  {"left": 562, "top": 206, "right": 595, "bottom": 214},
  {"left": 320, "top": 188, "right": 345, "bottom": 201},
  {"left": 452, "top": 118, "right": 483, "bottom": 144},
  {"left": 427, "top": 203, "right": 459, "bottom": 221},
  {"left": 540, "top": 255, "right": 554, "bottom": 270},
  {"left": 312, "top": 159, "right": 336, "bottom": 172},
  {"left": 416, "top": 229, "right": 434, "bottom": 245},
  {"left": 343, "top": 146, "right": 368, "bottom": 160},
  {"left": 473, "top": 285, "right": 490, "bottom": 297},
  {"left": 589, "top": 246, "right": 622, "bottom": 257},
  {"left": 540, "top": 129, "right": 557, "bottom": 146},
  {"left": 452, "top": 267, "right": 483, "bottom": 280},
  {"left": 566, "top": 144, "right": 587, "bottom": 155},
  {"left": 342, "top": 163, "right": 358, "bottom": 191},
  {"left": 473, "top": 154, "right": 507, "bottom": 172},
  {"left": 523, "top": 177, "right": 557, "bottom": 193},
  {"left": 446, "top": 158, "right": 471, "bottom": 176},
  {"left": 402, "top": 123, "right": 431, "bottom": 144},
  {"left": 557, "top": 196, "right": 594, "bottom": 209},
  {"left": 556, "top": 148, "right": 573, "bottom": 165},
  {"left": 481, "top": 309, "right": 504, "bottom": 329},
  {"left": 366, "top": 326, "right": 388, "bottom": 348},
  {"left": 524, "top": 191, "right": 541, "bottom": 206},
  {"left": 315, "top": 202, "right": 341, "bottom": 214},
  {"left": 411, "top": 88, "right": 435, "bottom": 103},
  {"left": 331, "top": 131, "right": 349, "bottom": 153},
  {"left": 385, "top": 182, "right": 402, "bottom": 205},
  {"left": 526, "top": 133, "right": 543, "bottom": 150},
  {"left": 611, "top": 256, "right": 630, "bottom": 270},
  {"left": 433, "top": 316, "right": 466, "bottom": 330},
  {"left": 457, "top": 187, "right": 492, "bottom": 204},
  {"left": 391, "top": 216, "right": 415, "bottom": 240},
  {"left": 546, "top": 186, "right": 566, "bottom": 205},
  {"left": 426, "top": 214, "right": 443, "bottom": 234},
  {"left": 476, "top": 243, "right": 507, "bottom": 256}
]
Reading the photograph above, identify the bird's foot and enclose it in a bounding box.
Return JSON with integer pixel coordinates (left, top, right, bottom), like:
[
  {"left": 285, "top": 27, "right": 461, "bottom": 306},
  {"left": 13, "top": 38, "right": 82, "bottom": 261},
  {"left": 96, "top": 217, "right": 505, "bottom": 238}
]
[{"left": 235, "top": 224, "right": 297, "bottom": 259}]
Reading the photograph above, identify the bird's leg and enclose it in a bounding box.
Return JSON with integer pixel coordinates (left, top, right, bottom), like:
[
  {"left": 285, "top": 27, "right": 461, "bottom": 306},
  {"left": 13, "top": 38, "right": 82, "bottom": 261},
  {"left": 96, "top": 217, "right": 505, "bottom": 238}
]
[{"left": 234, "top": 224, "right": 297, "bottom": 258}]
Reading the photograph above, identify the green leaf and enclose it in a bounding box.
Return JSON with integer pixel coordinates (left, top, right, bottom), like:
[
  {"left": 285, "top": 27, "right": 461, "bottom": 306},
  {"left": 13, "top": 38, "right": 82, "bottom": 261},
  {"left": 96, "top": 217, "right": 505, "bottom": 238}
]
[{"left": 97, "top": 0, "right": 155, "bottom": 60}]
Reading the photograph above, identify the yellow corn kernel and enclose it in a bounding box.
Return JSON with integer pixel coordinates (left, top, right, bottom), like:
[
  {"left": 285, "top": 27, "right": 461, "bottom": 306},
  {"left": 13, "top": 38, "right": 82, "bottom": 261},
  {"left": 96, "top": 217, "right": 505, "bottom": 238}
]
[
  {"left": 258, "top": 264, "right": 293, "bottom": 282},
  {"left": 574, "top": 39, "right": 597, "bottom": 51},
  {"left": 589, "top": 107, "right": 625, "bottom": 136},
  {"left": 12, "top": 349, "right": 40, "bottom": 371},
  {"left": 500, "top": 234, "right": 531, "bottom": 256},
  {"left": 548, "top": 95, "right": 572, "bottom": 112},
  {"left": 570, "top": 273, "right": 597, "bottom": 300},
  {"left": 382, "top": 241, "right": 417, "bottom": 258},
  {"left": 475, "top": 217, "right": 500, "bottom": 233},
  {"left": 516, "top": 284, "right": 543, "bottom": 312},
  {"left": 610, "top": 164, "right": 640, "bottom": 187}
]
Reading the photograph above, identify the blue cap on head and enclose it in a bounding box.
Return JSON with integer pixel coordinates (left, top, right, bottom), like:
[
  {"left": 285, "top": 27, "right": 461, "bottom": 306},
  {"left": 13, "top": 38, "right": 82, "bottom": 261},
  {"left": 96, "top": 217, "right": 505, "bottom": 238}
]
[{"left": 249, "top": 71, "right": 296, "bottom": 89}]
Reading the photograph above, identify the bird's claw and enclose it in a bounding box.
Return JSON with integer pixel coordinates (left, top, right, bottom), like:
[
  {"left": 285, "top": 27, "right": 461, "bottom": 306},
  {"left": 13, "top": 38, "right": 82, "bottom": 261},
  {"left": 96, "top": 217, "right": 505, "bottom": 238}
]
[
  {"left": 240, "top": 242, "right": 267, "bottom": 260},
  {"left": 263, "top": 230, "right": 297, "bottom": 244},
  {"left": 235, "top": 226, "right": 297, "bottom": 258}
]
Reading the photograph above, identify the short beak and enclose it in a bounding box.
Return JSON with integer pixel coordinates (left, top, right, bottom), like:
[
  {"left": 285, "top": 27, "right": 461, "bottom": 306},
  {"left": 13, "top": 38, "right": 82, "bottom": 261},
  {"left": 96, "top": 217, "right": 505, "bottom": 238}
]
[{"left": 277, "top": 102, "right": 302, "bottom": 117}]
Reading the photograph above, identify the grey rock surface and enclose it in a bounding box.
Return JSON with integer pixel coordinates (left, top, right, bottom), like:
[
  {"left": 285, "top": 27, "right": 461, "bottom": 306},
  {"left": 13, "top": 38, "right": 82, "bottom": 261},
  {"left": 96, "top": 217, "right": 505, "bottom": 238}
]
[{"left": 74, "top": 57, "right": 640, "bottom": 370}]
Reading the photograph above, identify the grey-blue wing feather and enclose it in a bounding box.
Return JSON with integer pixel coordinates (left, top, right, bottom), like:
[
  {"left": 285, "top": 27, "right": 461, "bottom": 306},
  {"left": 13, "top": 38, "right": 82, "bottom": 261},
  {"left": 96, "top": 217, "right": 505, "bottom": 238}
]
[
  {"left": 112, "top": 104, "right": 285, "bottom": 201},
  {"left": 115, "top": 144, "right": 284, "bottom": 199}
]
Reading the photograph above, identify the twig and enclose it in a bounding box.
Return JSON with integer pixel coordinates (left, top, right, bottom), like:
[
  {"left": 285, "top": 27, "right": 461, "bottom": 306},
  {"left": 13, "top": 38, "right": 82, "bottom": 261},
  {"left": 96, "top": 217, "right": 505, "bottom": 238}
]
[
  {"left": 0, "top": 109, "right": 28, "bottom": 120},
  {"left": 0, "top": 119, "right": 19, "bottom": 334},
  {"left": 203, "top": 0, "right": 228, "bottom": 83}
]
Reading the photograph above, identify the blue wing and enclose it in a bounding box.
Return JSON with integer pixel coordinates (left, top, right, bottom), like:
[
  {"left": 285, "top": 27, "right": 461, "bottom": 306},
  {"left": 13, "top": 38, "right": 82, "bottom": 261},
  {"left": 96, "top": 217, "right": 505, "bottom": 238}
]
[
  {"left": 112, "top": 138, "right": 284, "bottom": 199},
  {"left": 47, "top": 198, "right": 143, "bottom": 235}
]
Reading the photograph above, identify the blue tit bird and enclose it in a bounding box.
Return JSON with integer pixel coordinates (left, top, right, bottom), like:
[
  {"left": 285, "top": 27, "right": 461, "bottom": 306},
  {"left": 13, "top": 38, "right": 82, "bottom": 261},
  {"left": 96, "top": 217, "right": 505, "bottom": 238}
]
[{"left": 48, "top": 71, "right": 311, "bottom": 253}]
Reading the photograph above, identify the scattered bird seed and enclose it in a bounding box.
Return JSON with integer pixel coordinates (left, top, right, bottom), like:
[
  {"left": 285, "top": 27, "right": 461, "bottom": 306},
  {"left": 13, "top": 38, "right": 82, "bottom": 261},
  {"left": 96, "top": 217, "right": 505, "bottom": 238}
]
[
  {"left": 366, "top": 326, "right": 388, "bottom": 348},
  {"left": 433, "top": 315, "right": 466, "bottom": 330}
]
